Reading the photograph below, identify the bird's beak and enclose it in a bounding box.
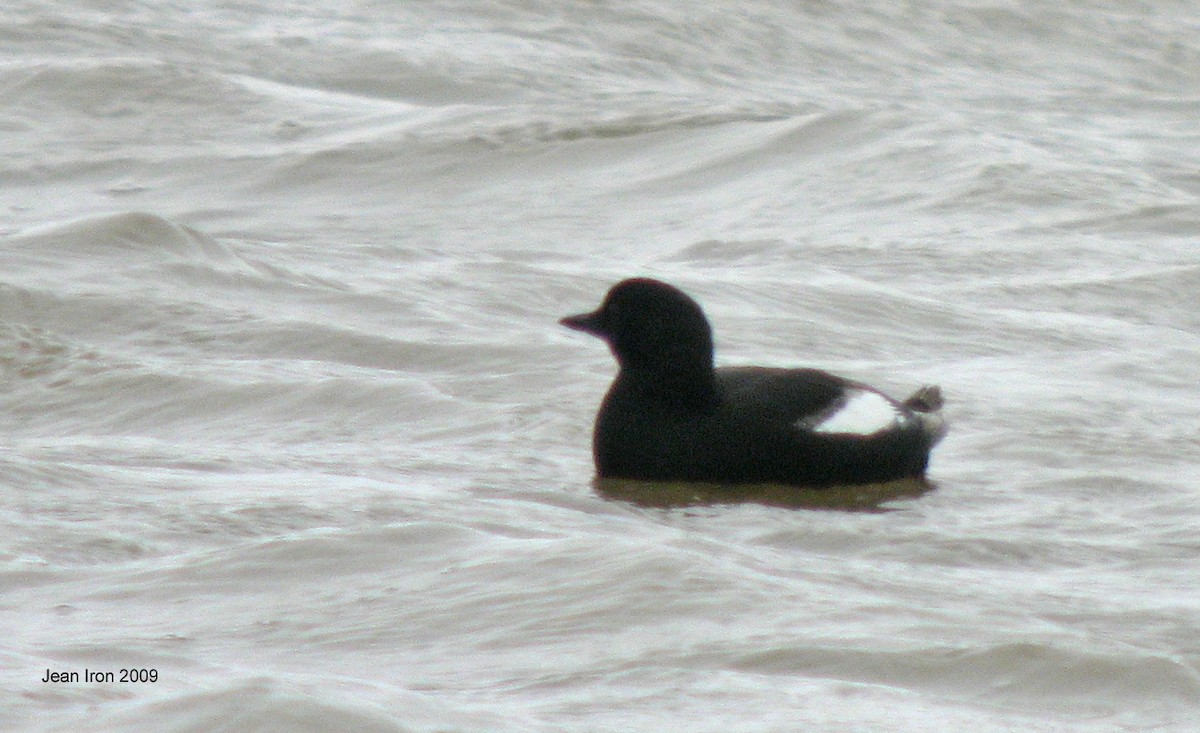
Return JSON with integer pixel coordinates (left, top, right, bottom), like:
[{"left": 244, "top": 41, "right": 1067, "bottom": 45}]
[{"left": 559, "top": 309, "right": 604, "bottom": 336}]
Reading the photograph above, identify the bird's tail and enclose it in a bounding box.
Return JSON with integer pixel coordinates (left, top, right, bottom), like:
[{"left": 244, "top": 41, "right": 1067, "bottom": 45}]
[{"left": 903, "top": 385, "right": 947, "bottom": 445}]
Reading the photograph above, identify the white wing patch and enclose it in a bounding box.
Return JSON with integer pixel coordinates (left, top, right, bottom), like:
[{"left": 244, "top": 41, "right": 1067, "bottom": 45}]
[{"left": 801, "top": 389, "right": 902, "bottom": 436}]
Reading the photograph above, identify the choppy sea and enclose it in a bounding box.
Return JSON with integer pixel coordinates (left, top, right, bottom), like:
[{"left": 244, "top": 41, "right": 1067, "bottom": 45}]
[{"left": 3, "top": 1, "right": 1199, "bottom": 731}]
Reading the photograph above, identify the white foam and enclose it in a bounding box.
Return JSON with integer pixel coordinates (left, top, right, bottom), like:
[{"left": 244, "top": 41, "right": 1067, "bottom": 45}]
[{"left": 807, "top": 389, "right": 901, "bottom": 436}]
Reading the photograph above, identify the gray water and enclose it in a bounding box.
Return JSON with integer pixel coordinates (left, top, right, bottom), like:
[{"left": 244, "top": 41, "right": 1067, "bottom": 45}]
[{"left": 2, "top": 1, "right": 1199, "bottom": 731}]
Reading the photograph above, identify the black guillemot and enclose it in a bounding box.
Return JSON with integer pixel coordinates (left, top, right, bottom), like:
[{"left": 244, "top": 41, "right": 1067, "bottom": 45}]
[{"left": 561, "top": 278, "right": 947, "bottom": 487}]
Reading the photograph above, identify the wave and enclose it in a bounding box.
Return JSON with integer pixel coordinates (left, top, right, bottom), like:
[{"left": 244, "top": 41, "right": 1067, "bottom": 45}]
[
  {"left": 10, "top": 212, "right": 231, "bottom": 261},
  {"left": 722, "top": 640, "right": 1200, "bottom": 714},
  {"left": 74, "top": 678, "right": 420, "bottom": 733}
]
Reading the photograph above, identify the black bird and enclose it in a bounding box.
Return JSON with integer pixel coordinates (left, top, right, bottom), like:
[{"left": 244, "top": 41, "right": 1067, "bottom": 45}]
[{"left": 560, "top": 278, "right": 947, "bottom": 487}]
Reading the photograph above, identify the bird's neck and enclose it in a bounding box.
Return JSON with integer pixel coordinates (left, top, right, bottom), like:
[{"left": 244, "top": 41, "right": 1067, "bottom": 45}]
[{"left": 620, "top": 361, "right": 717, "bottom": 411}]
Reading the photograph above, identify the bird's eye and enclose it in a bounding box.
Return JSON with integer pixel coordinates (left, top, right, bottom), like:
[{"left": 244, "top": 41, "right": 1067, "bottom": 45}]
[{"left": 602, "top": 299, "right": 621, "bottom": 325}]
